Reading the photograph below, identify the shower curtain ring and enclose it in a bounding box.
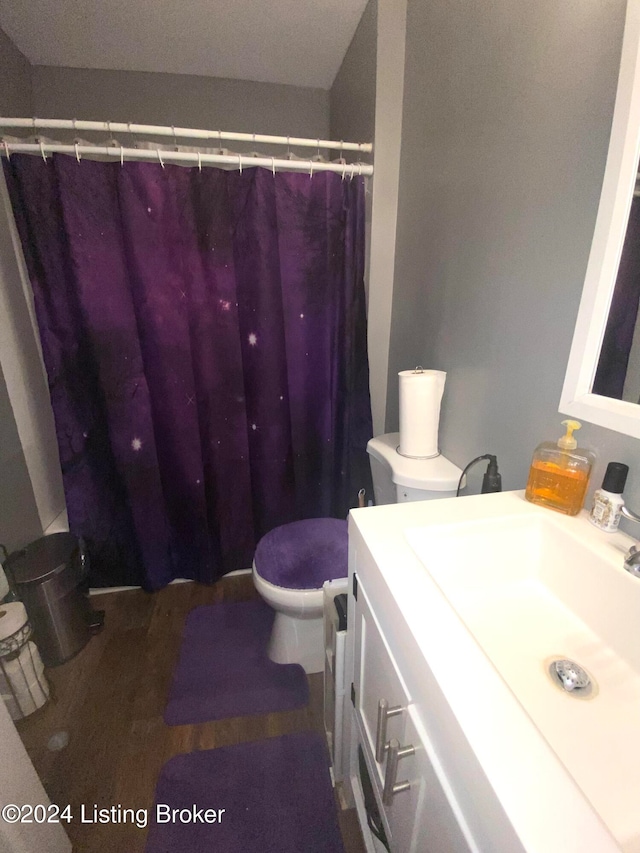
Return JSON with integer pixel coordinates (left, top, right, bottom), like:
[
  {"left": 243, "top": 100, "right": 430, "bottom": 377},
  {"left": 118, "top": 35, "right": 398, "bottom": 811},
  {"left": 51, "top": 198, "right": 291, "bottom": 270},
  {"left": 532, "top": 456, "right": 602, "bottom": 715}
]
[
  {"left": 309, "top": 160, "right": 313, "bottom": 179},
  {"left": 341, "top": 162, "right": 346, "bottom": 181},
  {"left": 272, "top": 156, "right": 276, "bottom": 177},
  {"left": 198, "top": 151, "right": 202, "bottom": 172},
  {"left": 238, "top": 153, "right": 242, "bottom": 174},
  {"left": 72, "top": 118, "right": 80, "bottom": 164},
  {"left": 39, "top": 138, "right": 47, "bottom": 162},
  {"left": 156, "top": 148, "right": 165, "bottom": 169},
  {"left": 120, "top": 145, "right": 124, "bottom": 167},
  {"left": 3, "top": 139, "right": 10, "bottom": 162}
]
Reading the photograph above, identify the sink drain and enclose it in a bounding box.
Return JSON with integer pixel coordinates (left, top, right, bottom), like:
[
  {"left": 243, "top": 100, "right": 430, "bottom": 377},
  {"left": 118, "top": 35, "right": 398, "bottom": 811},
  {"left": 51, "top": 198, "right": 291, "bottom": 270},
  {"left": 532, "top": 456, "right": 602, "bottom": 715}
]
[{"left": 547, "top": 658, "right": 596, "bottom": 698}]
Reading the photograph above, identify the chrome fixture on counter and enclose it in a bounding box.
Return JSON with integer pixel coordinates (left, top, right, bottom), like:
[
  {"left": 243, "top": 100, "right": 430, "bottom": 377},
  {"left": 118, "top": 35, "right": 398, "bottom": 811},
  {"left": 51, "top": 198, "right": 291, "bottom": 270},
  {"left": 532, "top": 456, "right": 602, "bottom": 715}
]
[{"left": 620, "top": 506, "right": 640, "bottom": 577}]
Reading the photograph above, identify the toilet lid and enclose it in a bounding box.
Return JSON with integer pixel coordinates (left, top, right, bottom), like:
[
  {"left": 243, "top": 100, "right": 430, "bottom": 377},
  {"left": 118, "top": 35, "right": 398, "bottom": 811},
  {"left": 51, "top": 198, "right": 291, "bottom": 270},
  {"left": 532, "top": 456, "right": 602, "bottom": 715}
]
[{"left": 254, "top": 519, "right": 348, "bottom": 590}]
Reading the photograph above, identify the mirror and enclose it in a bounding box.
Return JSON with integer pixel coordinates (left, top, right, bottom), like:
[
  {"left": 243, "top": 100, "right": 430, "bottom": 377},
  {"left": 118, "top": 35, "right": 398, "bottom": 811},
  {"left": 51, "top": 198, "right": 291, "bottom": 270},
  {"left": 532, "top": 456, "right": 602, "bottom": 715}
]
[
  {"left": 591, "top": 170, "right": 640, "bottom": 405},
  {"left": 560, "top": 0, "right": 640, "bottom": 438}
]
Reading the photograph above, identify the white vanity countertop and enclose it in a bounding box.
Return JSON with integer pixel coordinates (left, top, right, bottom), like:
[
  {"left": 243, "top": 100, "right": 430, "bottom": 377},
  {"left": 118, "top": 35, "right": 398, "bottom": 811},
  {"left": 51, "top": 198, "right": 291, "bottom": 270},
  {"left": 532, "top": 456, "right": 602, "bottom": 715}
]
[{"left": 349, "top": 490, "right": 635, "bottom": 853}]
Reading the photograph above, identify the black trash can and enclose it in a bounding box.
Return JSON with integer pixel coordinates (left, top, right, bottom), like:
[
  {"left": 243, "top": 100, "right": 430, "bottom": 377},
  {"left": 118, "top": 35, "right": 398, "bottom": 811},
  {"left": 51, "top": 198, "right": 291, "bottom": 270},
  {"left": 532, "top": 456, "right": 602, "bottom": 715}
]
[{"left": 4, "top": 533, "right": 94, "bottom": 667}]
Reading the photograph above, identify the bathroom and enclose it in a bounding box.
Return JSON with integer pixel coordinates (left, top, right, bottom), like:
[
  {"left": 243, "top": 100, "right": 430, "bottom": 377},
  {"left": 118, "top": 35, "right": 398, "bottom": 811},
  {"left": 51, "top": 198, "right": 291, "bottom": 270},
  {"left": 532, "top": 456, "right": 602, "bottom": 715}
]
[{"left": 1, "top": 0, "right": 639, "bottom": 851}]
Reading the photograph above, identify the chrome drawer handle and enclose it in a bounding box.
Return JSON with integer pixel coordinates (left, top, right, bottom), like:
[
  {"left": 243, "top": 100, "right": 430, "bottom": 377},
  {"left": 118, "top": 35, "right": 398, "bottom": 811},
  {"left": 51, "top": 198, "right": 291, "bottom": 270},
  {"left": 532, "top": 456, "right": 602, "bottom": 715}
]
[
  {"left": 375, "top": 698, "right": 403, "bottom": 762},
  {"left": 382, "top": 738, "right": 415, "bottom": 806}
]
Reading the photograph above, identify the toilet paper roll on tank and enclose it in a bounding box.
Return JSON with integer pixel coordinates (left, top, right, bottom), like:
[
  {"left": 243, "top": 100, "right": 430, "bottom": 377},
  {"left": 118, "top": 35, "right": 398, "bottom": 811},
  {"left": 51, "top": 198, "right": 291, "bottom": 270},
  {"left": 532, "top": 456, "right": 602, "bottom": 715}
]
[{"left": 398, "top": 368, "right": 446, "bottom": 459}]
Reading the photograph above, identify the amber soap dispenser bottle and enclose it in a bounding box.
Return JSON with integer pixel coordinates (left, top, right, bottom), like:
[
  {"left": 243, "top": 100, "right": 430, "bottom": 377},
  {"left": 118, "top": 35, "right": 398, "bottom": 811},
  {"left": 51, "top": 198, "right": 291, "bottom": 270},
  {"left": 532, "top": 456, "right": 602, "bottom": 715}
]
[{"left": 525, "top": 420, "right": 595, "bottom": 516}]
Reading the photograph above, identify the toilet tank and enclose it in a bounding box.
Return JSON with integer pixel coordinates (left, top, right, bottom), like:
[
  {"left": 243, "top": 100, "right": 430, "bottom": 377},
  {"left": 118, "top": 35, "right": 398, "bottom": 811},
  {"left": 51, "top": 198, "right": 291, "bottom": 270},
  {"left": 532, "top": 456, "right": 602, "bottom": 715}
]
[{"left": 367, "top": 433, "right": 463, "bottom": 505}]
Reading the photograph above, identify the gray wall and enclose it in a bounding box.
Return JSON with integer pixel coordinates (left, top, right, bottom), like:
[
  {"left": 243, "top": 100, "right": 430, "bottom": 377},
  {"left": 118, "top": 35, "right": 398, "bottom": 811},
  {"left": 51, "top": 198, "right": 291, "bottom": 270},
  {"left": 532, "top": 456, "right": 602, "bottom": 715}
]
[
  {"left": 0, "top": 27, "right": 42, "bottom": 552},
  {"left": 330, "top": 0, "right": 377, "bottom": 155},
  {"left": 330, "top": 0, "right": 406, "bottom": 436},
  {"left": 330, "top": 0, "right": 379, "bottom": 425},
  {"left": 0, "top": 165, "right": 66, "bottom": 539},
  {"left": 0, "top": 362, "right": 42, "bottom": 552},
  {"left": 32, "top": 66, "right": 329, "bottom": 148},
  {"left": 0, "top": 27, "right": 32, "bottom": 115},
  {"left": 387, "top": 0, "right": 640, "bottom": 509}
]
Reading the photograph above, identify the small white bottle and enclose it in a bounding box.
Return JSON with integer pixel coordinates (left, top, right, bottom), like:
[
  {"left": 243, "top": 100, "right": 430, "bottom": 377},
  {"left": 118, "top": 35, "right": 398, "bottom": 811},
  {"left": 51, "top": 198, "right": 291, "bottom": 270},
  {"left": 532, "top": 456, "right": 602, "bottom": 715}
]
[{"left": 589, "top": 462, "right": 629, "bottom": 532}]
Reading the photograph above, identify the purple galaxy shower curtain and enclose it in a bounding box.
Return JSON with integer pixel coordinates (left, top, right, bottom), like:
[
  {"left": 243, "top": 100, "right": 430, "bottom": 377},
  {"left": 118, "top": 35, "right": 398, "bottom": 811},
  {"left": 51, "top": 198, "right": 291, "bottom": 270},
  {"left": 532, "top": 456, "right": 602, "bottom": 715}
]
[{"left": 4, "top": 156, "right": 372, "bottom": 590}]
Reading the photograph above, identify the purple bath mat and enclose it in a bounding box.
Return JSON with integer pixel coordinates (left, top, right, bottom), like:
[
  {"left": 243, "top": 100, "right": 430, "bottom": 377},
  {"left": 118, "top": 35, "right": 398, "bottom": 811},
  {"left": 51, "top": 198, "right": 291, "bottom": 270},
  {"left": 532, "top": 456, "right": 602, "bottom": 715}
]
[
  {"left": 164, "top": 600, "right": 308, "bottom": 725},
  {"left": 145, "top": 732, "right": 345, "bottom": 853}
]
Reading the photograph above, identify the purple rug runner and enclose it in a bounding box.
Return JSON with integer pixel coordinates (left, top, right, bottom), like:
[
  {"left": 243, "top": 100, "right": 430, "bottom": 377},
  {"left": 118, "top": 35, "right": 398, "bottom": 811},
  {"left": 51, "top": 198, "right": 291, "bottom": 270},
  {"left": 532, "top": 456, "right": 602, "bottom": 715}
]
[
  {"left": 145, "top": 732, "right": 345, "bottom": 853},
  {"left": 164, "top": 600, "right": 308, "bottom": 725}
]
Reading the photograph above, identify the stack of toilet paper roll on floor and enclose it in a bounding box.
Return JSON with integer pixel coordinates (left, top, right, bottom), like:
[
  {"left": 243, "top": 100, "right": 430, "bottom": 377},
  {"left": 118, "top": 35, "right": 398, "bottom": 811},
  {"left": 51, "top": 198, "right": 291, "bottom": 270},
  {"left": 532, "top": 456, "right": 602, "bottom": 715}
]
[
  {"left": 0, "top": 602, "right": 49, "bottom": 720},
  {"left": 0, "top": 560, "right": 9, "bottom": 602},
  {"left": 398, "top": 368, "right": 446, "bottom": 459}
]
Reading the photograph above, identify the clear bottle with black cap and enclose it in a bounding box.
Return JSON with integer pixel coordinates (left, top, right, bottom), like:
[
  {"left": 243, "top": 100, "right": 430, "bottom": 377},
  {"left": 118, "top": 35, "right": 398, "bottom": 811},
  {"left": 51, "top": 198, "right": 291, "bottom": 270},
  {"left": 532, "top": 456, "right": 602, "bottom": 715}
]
[{"left": 589, "top": 462, "right": 629, "bottom": 532}]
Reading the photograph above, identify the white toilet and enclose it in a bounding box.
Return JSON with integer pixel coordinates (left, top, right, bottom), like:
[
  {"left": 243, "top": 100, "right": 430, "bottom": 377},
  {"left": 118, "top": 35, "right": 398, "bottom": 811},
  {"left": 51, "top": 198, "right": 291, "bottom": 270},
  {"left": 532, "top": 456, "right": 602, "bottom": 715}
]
[
  {"left": 252, "top": 433, "right": 462, "bottom": 675},
  {"left": 252, "top": 518, "right": 348, "bottom": 675},
  {"left": 252, "top": 572, "right": 327, "bottom": 675}
]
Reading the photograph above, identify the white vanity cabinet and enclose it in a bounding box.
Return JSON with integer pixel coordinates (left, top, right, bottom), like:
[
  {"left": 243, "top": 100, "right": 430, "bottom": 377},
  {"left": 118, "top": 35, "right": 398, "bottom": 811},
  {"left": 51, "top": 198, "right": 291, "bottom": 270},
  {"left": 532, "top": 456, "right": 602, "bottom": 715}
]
[
  {"left": 348, "top": 573, "right": 474, "bottom": 853},
  {"left": 344, "top": 495, "right": 629, "bottom": 853}
]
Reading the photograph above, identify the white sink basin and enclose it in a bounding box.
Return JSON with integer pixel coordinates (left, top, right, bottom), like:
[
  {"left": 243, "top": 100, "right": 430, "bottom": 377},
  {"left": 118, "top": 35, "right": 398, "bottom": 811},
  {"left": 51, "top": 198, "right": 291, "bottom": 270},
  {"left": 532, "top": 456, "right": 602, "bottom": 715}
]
[{"left": 406, "top": 511, "right": 640, "bottom": 852}]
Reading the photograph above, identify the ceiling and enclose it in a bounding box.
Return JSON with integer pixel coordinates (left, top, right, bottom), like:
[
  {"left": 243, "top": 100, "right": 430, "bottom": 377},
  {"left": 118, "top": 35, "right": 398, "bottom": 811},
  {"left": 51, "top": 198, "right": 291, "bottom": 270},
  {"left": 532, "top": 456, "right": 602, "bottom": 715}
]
[{"left": 0, "top": 0, "right": 369, "bottom": 90}]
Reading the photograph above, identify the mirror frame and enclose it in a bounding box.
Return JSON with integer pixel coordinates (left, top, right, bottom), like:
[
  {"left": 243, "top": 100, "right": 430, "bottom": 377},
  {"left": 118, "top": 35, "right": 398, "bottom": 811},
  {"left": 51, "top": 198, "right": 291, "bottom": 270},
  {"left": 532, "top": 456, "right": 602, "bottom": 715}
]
[{"left": 560, "top": 0, "right": 640, "bottom": 438}]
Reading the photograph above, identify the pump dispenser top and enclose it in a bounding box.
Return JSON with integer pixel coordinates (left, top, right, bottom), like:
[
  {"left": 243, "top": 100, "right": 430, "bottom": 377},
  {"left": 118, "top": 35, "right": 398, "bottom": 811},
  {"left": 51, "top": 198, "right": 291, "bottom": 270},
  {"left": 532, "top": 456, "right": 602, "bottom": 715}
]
[
  {"left": 525, "top": 419, "right": 595, "bottom": 516},
  {"left": 557, "top": 419, "right": 580, "bottom": 450}
]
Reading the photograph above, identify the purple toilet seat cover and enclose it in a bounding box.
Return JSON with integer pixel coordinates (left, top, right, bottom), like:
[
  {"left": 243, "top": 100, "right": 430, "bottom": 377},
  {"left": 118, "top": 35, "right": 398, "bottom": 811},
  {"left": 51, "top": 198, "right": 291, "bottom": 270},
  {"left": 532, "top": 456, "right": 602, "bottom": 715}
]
[{"left": 254, "top": 518, "right": 348, "bottom": 591}]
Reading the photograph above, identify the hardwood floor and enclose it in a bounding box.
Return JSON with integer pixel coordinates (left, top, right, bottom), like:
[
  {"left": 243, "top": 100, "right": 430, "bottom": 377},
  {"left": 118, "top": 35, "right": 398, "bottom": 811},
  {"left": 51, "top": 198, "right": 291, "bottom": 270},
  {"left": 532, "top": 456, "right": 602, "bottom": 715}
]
[{"left": 16, "top": 574, "right": 365, "bottom": 853}]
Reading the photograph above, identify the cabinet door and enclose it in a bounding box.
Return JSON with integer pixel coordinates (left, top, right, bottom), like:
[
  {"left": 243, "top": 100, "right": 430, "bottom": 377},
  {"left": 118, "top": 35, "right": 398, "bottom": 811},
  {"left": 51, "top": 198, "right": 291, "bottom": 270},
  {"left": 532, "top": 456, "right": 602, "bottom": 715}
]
[
  {"left": 386, "top": 705, "right": 473, "bottom": 853},
  {"left": 353, "top": 576, "right": 411, "bottom": 788}
]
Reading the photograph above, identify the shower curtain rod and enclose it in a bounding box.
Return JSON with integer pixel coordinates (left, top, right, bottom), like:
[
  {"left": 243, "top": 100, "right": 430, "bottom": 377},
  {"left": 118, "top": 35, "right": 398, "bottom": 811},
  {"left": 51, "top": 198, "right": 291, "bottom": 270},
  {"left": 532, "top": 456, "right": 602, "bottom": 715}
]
[
  {"left": 0, "top": 141, "right": 374, "bottom": 176},
  {"left": 0, "top": 117, "right": 372, "bottom": 153}
]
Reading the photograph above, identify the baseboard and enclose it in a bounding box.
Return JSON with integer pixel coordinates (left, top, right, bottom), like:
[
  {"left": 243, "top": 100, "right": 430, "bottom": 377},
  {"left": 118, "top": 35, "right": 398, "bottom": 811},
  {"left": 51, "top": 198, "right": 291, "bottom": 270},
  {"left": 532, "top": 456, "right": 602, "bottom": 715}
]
[{"left": 89, "top": 567, "right": 252, "bottom": 596}]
